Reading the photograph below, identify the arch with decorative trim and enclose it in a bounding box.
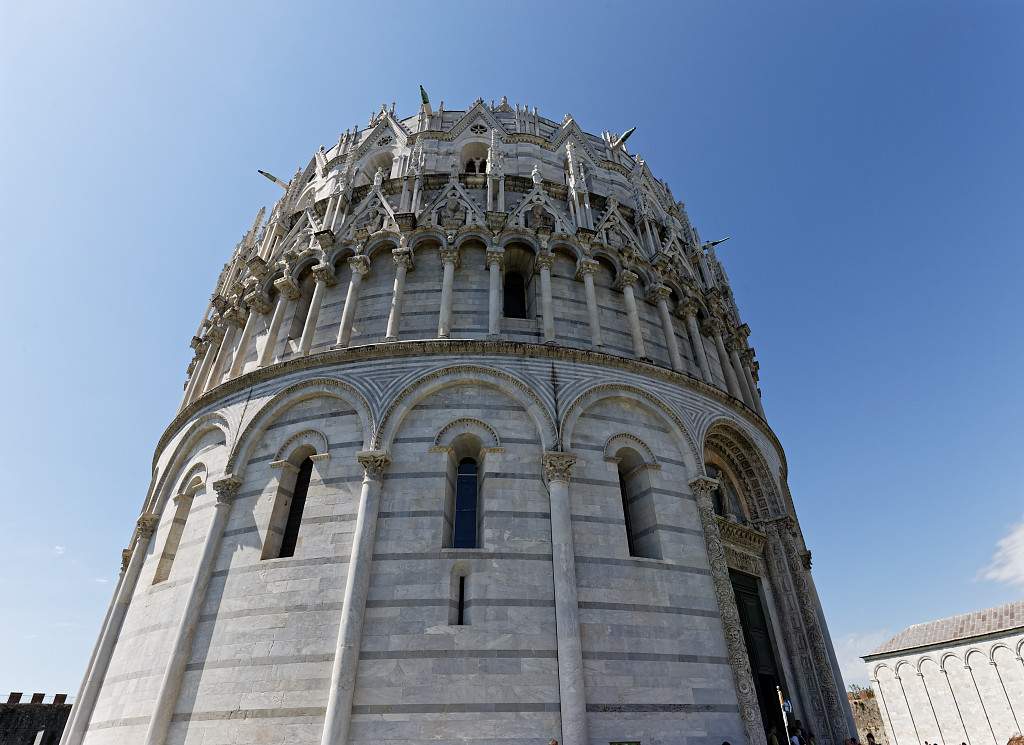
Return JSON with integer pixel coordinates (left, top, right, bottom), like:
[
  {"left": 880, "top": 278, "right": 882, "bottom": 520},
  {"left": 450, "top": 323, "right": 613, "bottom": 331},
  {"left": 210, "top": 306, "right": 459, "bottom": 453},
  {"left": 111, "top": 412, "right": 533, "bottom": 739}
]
[
  {"left": 560, "top": 383, "right": 700, "bottom": 471},
  {"left": 702, "top": 417, "right": 784, "bottom": 521},
  {"left": 374, "top": 364, "right": 555, "bottom": 451},
  {"left": 146, "top": 413, "right": 230, "bottom": 517},
  {"left": 227, "top": 377, "right": 373, "bottom": 477}
]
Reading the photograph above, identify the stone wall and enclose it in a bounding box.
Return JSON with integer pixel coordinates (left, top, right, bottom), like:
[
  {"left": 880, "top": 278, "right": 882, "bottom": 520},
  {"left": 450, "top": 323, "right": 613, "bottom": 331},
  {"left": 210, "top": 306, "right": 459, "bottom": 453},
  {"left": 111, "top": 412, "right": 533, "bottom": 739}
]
[
  {"left": 848, "top": 691, "right": 888, "bottom": 745},
  {"left": 1, "top": 693, "right": 71, "bottom": 745}
]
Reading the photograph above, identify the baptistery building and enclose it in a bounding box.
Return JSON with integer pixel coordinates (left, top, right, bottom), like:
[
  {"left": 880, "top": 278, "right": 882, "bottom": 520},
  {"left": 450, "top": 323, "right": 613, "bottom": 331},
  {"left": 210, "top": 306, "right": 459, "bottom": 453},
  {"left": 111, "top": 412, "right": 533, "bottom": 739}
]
[{"left": 63, "top": 92, "right": 853, "bottom": 745}]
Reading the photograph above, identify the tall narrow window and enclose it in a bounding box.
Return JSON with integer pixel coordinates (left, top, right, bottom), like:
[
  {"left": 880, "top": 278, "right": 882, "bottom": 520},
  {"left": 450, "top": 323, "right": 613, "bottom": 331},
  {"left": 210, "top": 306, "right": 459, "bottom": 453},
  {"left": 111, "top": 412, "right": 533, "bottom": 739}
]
[
  {"left": 449, "top": 569, "right": 471, "bottom": 625},
  {"left": 153, "top": 492, "right": 195, "bottom": 584},
  {"left": 456, "top": 576, "right": 467, "bottom": 625},
  {"left": 278, "top": 456, "right": 313, "bottom": 558},
  {"left": 503, "top": 272, "right": 528, "bottom": 318},
  {"left": 618, "top": 470, "right": 638, "bottom": 557},
  {"left": 615, "top": 448, "right": 661, "bottom": 560},
  {"left": 453, "top": 458, "right": 479, "bottom": 549}
]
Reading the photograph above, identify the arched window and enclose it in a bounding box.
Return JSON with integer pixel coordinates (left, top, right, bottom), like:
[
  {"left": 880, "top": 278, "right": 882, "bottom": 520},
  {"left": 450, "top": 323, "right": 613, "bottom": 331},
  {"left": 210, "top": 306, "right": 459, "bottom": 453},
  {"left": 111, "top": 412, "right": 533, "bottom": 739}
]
[
  {"left": 615, "top": 448, "right": 661, "bottom": 559},
  {"left": 503, "top": 272, "right": 528, "bottom": 319},
  {"left": 263, "top": 454, "right": 314, "bottom": 559},
  {"left": 452, "top": 458, "right": 479, "bottom": 549},
  {"left": 153, "top": 477, "right": 203, "bottom": 584},
  {"left": 465, "top": 160, "right": 477, "bottom": 174}
]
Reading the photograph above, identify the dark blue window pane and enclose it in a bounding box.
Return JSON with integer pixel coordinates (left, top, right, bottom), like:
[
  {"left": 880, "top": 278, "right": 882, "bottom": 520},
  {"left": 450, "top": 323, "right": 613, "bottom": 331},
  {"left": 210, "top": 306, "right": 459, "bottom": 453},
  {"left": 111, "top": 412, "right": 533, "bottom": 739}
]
[{"left": 453, "top": 459, "right": 478, "bottom": 549}]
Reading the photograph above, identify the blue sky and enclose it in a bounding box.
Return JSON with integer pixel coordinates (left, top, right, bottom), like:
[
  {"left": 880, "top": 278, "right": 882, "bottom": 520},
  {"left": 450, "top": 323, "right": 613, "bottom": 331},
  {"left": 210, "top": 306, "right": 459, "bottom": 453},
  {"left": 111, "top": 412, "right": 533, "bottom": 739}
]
[{"left": 1, "top": 0, "right": 1022, "bottom": 694}]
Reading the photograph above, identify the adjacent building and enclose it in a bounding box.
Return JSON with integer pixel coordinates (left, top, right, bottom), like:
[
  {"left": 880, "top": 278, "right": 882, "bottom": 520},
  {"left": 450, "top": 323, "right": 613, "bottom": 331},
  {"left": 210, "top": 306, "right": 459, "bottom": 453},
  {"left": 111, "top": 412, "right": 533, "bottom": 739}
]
[{"left": 864, "top": 600, "right": 1024, "bottom": 745}]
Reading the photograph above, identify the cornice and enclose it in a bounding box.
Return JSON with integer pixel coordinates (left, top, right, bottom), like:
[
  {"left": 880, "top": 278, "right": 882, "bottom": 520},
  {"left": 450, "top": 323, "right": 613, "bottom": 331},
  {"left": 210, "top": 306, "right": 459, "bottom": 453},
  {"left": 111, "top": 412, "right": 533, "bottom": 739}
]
[{"left": 157, "top": 339, "right": 786, "bottom": 476}]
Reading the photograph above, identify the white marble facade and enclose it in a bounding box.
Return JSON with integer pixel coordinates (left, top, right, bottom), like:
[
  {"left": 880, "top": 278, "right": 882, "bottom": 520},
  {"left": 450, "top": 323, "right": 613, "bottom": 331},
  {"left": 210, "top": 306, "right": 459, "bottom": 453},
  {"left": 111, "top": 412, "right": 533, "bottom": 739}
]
[
  {"left": 63, "top": 94, "right": 853, "bottom": 745},
  {"left": 865, "top": 602, "right": 1024, "bottom": 745}
]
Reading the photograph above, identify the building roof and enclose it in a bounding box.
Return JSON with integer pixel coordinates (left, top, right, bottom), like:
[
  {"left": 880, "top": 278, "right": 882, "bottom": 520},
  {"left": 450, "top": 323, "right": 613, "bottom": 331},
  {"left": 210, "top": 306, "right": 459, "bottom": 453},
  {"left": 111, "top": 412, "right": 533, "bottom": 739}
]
[{"left": 866, "top": 600, "right": 1024, "bottom": 658}]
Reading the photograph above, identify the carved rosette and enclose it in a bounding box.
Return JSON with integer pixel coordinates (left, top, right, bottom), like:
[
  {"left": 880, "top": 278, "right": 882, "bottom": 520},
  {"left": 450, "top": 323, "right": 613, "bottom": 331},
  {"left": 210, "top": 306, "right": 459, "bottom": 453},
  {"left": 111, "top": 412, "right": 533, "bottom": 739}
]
[
  {"left": 689, "top": 477, "right": 767, "bottom": 745},
  {"left": 356, "top": 450, "right": 390, "bottom": 479},
  {"left": 542, "top": 451, "right": 576, "bottom": 484},
  {"left": 212, "top": 476, "right": 241, "bottom": 506}
]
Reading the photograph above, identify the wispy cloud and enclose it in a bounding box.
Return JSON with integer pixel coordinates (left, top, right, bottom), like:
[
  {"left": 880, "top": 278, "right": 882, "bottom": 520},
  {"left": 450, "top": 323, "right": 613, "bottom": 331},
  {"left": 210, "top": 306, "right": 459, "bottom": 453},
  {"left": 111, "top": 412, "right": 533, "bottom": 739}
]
[
  {"left": 53, "top": 545, "right": 66, "bottom": 556},
  {"left": 980, "top": 519, "right": 1024, "bottom": 588},
  {"left": 833, "top": 629, "right": 892, "bottom": 687},
  {"left": 93, "top": 577, "right": 109, "bottom": 584}
]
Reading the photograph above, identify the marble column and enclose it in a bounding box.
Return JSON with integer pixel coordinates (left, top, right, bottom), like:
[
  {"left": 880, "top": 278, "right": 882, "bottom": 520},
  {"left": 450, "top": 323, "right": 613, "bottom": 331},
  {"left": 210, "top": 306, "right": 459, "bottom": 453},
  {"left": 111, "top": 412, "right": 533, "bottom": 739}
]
[
  {"left": 575, "top": 259, "right": 603, "bottom": 348},
  {"left": 708, "top": 319, "right": 744, "bottom": 400},
  {"left": 543, "top": 452, "right": 588, "bottom": 745},
  {"left": 299, "top": 263, "right": 336, "bottom": 356},
  {"left": 726, "top": 335, "right": 757, "bottom": 409},
  {"left": 336, "top": 255, "right": 370, "bottom": 348},
  {"left": 437, "top": 246, "right": 459, "bottom": 338},
  {"left": 203, "top": 310, "right": 244, "bottom": 394},
  {"left": 227, "top": 291, "right": 271, "bottom": 379},
  {"left": 180, "top": 339, "right": 213, "bottom": 408},
  {"left": 616, "top": 270, "right": 648, "bottom": 359},
  {"left": 740, "top": 348, "right": 766, "bottom": 418},
  {"left": 385, "top": 249, "right": 413, "bottom": 342},
  {"left": 689, "top": 476, "right": 767, "bottom": 745},
  {"left": 258, "top": 276, "right": 300, "bottom": 367},
  {"left": 650, "top": 284, "right": 683, "bottom": 371},
  {"left": 143, "top": 477, "right": 239, "bottom": 745},
  {"left": 486, "top": 247, "right": 504, "bottom": 337},
  {"left": 537, "top": 251, "right": 556, "bottom": 342},
  {"left": 320, "top": 451, "right": 390, "bottom": 745},
  {"left": 770, "top": 520, "right": 851, "bottom": 743},
  {"left": 680, "top": 300, "right": 711, "bottom": 382},
  {"left": 59, "top": 515, "right": 157, "bottom": 745}
]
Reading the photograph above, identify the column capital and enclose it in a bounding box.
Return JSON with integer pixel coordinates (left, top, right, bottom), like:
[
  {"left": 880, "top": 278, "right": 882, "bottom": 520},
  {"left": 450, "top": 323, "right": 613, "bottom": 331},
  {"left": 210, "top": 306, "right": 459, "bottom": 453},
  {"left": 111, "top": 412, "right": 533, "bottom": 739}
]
[
  {"left": 485, "top": 248, "right": 505, "bottom": 267},
  {"left": 703, "top": 317, "right": 725, "bottom": 336},
  {"left": 542, "top": 451, "right": 577, "bottom": 483},
  {"left": 735, "top": 322, "right": 751, "bottom": 342},
  {"left": 740, "top": 347, "right": 756, "bottom": 365},
  {"left": 223, "top": 305, "right": 247, "bottom": 328},
  {"left": 244, "top": 290, "right": 273, "bottom": 315},
  {"left": 204, "top": 324, "right": 226, "bottom": 345},
  {"left": 724, "top": 334, "right": 743, "bottom": 353},
  {"left": 348, "top": 254, "right": 371, "bottom": 275},
  {"left": 678, "top": 298, "right": 700, "bottom": 318},
  {"left": 535, "top": 251, "right": 555, "bottom": 271},
  {"left": 246, "top": 255, "right": 269, "bottom": 278},
  {"left": 121, "top": 548, "right": 132, "bottom": 572},
  {"left": 273, "top": 275, "right": 301, "bottom": 301},
  {"left": 439, "top": 246, "right": 461, "bottom": 267},
  {"left": 392, "top": 248, "right": 414, "bottom": 270},
  {"left": 613, "top": 269, "right": 639, "bottom": 290},
  {"left": 647, "top": 283, "right": 672, "bottom": 302},
  {"left": 136, "top": 513, "right": 159, "bottom": 538},
  {"left": 356, "top": 449, "right": 391, "bottom": 478},
  {"left": 212, "top": 476, "right": 242, "bottom": 504},
  {"left": 574, "top": 258, "right": 599, "bottom": 280},
  {"left": 688, "top": 476, "right": 719, "bottom": 498},
  {"left": 312, "top": 262, "right": 337, "bottom": 286}
]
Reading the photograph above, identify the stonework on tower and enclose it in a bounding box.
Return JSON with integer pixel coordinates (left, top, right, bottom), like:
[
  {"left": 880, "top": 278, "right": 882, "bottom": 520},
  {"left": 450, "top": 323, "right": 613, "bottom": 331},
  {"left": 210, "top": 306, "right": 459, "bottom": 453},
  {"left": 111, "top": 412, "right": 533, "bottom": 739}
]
[{"left": 63, "top": 92, "right": 854, "bottom": 745}]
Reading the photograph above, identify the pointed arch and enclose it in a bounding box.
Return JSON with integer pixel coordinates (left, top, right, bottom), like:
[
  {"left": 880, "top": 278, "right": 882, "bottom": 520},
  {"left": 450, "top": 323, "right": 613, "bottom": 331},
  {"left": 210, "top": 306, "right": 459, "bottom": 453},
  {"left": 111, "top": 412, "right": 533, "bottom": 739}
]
[
  {"left": 374, "top": 364, "right": 556, "bottom": 451},
  {"left": 227, "top": 377, "right": 373, "bottom": 477}
]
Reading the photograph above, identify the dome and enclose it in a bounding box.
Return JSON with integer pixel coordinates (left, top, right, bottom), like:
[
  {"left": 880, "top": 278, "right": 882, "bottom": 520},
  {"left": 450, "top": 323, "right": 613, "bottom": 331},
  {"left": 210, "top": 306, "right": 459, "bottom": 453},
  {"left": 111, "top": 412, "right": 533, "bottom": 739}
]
[{"left": 63, "top": 93, "right": 853, "bottom": 745}]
